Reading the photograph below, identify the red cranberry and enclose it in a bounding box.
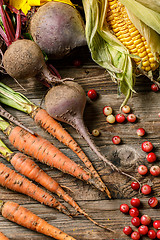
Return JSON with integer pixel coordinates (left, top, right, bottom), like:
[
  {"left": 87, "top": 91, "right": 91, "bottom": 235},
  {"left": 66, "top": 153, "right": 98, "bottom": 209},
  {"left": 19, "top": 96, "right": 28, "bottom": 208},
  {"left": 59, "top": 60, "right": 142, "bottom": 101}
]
[
  {"left": 131, "top": 231, "right": 140, "bottom": 240},
  {"left": 123, "top": 226, "right": 132, "bottom": 235},
  {"left": 157, "top": 230, "right": 160, "bottom": 239},
  {"left": 131, "top": 217, "right": 141, "bottom": 227},
  {"left": 73, "top": 59, "right": 82, "bottom": 67},
  {"left": 150, "top": 165, "right": 160, "bottom": 176},
  {"left": 122, "top": 105, "right": 131, "bottom": 114},
  {"left": 115, "top": 113, "right": 125, "bottom": 123},
  {"left": 140, "top": 215, "right": 151, "bottom": 226},
  {"left": 131, "top": 198, "right": 141, "bottom": 208},
  {"left": 87, "top": 89, "right": 98, "bottom": 100},
  {"left": 112, "top": 136, "right": 121, "bottom": 145},
  {"left": 129, "top": 208, "right": 139, "bottom": 217},
  {"left": 147, "top": 152, "right": 157, "bottom": 163},
  {"left": 131, "top": 182, "right": 140, "bottom": 191},
  {"left": 137, "top": 128, "right": 145, "bottom": 136},
  {"left": 148, "top": 197, "right": 158, "bottom": 208},
  {"left": 141, "top": 184, "right": 152, "bottom": 195},
  {"left": 153, "top": 220, "right": 160, "bottom": 229},
  {"left": 142, "top": 141, "right": 153, "bottom": 152},
  {"left": 148, "top": 229, "right": 157, "bottom": 239},
  {"left": 127, "top": 114, "right": 136, "bottom": 123},
  {"left": 120, "top": 203, "right": 129, "bottom": 213},
  {"left": 138, "top": 225, "right": 148, "bottom": 235},
  {"left": 138, "top": 165, "right": 148, "bottom": 175},
  {"left": 151, "top": 83, "right": 159, "bottom": 92}
]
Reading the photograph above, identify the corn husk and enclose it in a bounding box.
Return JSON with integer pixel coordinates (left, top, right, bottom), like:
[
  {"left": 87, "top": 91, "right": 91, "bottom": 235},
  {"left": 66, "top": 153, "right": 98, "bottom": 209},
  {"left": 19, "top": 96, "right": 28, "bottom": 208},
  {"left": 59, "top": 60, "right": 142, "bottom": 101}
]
[
  {"left": 83, "top": 0, "right": 160, "bottom": 106},
  {"left": 135, "top": 0, "right": 160, "bottom": 13}
]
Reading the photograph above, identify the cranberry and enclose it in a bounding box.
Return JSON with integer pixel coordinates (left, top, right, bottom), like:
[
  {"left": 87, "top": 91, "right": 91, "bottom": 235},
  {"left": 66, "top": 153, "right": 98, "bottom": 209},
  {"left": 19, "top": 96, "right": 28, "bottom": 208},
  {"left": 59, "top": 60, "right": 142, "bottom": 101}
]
[
  {"left": 157, "top": 230, "right": 160, "bottom": 239},
  {"left": 131, "top": 217, "right": 141, "bottom": 227},
  {"left": 137, "top": 128, "right": 145, "bottom": 136},
  {"left": 73, "top": 59, "right": 82, "bottom": 67},
  {"left": 151, "top": 83, "right": 159, "bottom": 92},
  {"left": 148, "top": 197, "right": 158, "bottom": 208},
  {"left": 87, "top": 89, "right": 98, "bottom": 100},
  {"left": 106, "top": 114, "right": 115, "bottom": 124},
  {"left": 141, "top": 215, "right": 151, "bottom": 226},
  {"left": 142, "top": 141, "right": 153, "bottom": 152},
  {"left": 153, "top": 220, "right": 160, "bottom": 229},
  {"left": 150, "top": 165, "right": 160, "bottom": 176},
  {"left": 103, "top": 106, "right": 112, "bottom": 116},
  {"left": 148, "top": 229, "right": 157, "bottom": 239},
  {"left": 138, "top": 225, "right": 148, "bottom": 235},
  {"left": 138, "top": 165, "right": 148, "bottom": 175},
  {"left": 112, "top": 136, "right": 121, "bottom": 145},
  {"left": 146, "top": 152, "right": 157, "bottom": 163},
  {"left": 131, "top": 231, "right": 140, "bottom": 240},
  {"left": 92, "top": 129, "right": 100, "bottom": 137},
  {"left": 131, "top": 182, "right": 140, "bottom": 191},
  {"left": 129, "top": 208, "right": 139, "bottom": 217},
  {"left": 141, "top": 184, "right": 152, "bottom": 195},
  {"left": 131, "top": 198, "right": 141, "bottom": 208},
  {"left": 123, "top": 226, "right": 133, "bottom": 235},
  {"left": 122, "top": 105, "right": 131, "bottom": 114},
  {"left": 115, "top": 113, "right": 125, "bottom": 123},
  {"left": 120, "top": 203, "right": 129, "bottom": 213},
  {"left": 127, "top": 113, "right": 136, "bottom": 123}
]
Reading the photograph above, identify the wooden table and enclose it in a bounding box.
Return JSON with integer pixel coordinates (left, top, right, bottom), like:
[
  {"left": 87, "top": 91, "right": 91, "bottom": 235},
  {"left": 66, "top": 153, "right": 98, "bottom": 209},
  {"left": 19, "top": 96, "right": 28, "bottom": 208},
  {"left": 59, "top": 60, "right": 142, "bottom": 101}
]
[{"left": 0, "top": 47, "right": 160, "bottom": 240}]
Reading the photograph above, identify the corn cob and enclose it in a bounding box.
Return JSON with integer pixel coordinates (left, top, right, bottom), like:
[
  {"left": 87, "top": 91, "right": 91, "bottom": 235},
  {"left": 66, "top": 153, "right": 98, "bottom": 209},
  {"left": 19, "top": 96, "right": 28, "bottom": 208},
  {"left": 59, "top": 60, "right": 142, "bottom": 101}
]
[{"left": 106, "top": 0, "right": 159, "bottom": 72}]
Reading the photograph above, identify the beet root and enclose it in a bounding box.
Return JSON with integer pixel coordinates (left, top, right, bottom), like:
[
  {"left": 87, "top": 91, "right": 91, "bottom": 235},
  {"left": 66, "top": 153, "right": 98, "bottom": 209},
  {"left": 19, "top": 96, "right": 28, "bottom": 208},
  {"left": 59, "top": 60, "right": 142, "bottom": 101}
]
[
  {"left": 2, "top": 39, "right": 59, "bottom": 84},
  {"left": 29, "top": 2, "right": 87, "bottom": 59},
  {"left": 45, "top": 81, "right": 139, "bottom": 182}
]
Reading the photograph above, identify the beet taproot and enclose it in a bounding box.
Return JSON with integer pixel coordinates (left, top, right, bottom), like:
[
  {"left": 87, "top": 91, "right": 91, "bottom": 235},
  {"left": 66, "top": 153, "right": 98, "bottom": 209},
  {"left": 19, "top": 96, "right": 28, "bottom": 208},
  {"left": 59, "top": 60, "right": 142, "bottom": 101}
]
[{"left": 29, "top": 2, "right": 87, "bottom": 59}]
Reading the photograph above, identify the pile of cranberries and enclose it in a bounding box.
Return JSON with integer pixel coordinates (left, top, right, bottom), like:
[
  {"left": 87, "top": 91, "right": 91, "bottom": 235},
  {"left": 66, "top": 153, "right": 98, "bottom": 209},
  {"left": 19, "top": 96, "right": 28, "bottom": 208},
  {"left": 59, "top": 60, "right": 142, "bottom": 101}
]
[{"left": 120, "top": 197, "right": 160, "bottom": 239}]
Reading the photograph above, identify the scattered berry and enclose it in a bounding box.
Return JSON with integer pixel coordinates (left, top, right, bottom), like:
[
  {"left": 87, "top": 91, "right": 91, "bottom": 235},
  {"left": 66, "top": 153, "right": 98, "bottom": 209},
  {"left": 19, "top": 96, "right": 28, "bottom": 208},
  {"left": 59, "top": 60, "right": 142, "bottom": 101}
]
[
  {"left": 148, "top": 197, "right": 158, "bottom": 208},
  {"left": 131, "top": 231, "right": 140, "bottom": 240},
  {"left": 131, "top": 182, "right": 140, "bottom": 191},
  {"left": 87, "top": 89, "right": 98, "bottom": 100},
  {"left": 120, "top": 204, "right": 130, "bottom": 214},
  {"left": 92, "top": 129, "right": 100, "bottom": 137},
  {"left": 112, "top": 136, "right": 121, "bottom": 145},
  {"left": 157, "top": 230, "right": 160, "bottom": 239},
  {"left": 138, "top": 225, "right": 148, "bottom": 235},
  {"left": 146, "top": 152, "right": 157, "bottom": 163},
  {"left": 122, "top": 105, "right": 131, "bottom": 114},
  {"left": 115, "top": 113, "right": 125, "bottom": 123},
  {"left": 141, "top": 184, "right": 152, "bottom": 195},
  {"left": 137, "top": 128, "right": 145, "bottom": 137},
  {"left": 131, "top": 198, "right": 141, "bottom": 208},
  {"left": 140, "top": 215, "right": 151, "bottom": 226},
  {"left": 138, "top": 165, "right": 148, "bottom": 175},
  {"left": 127, "top": 114, "right": 136, "bottom": 123},
  {"left": 106, "top": 114, "right": 115, "bottom": 124},
  {"left": 73, "top": 59, "right": 82, "bottom": 67},
  {"left": 153, "top": 220, "right": 160, "bottom": 229},
  {"left": 123, "top": 226, "right": 133, "bottom": 235},
  {"left": 150, "top": 165, "right": 160, "bottom": 176},
  {"left": 129, "top": 208, "right": 139, "bottom": 217},
  {"left": 103, "top": 106, "right": 113, "bottom": 116},
  {"left": 151, "top": 83, "right": 159, "bottom": 92},
  {"left": 142, "top": 141, "right": 153, "bottom": 152},
  {"left": 131, "top": 217, "right": 141, "bottom": 227},
  {"left": 148, "top": 229, "right": 157, "bottom": 239}
]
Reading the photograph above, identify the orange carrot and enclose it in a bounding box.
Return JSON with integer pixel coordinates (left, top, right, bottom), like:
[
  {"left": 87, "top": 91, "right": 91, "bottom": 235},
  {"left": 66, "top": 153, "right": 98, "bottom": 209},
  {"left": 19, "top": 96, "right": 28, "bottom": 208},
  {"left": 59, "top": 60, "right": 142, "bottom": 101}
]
[
  {"left": 32, "top": 108, "right": 110, "bottom": 196},
  {"left": 0, "top": 201, "right": 76, "bottom": 240},
  {"left": 0, "top": 162, "right": 70, "bottom": 216},
  {"left": 0, "top": 232, "right": 9, "bottom": 240}
]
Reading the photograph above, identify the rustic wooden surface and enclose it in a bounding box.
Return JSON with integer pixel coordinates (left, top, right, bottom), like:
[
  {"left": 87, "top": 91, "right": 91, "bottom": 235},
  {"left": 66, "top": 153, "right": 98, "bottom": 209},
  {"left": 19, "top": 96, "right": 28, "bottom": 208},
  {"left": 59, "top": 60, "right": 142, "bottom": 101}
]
[{"left": 0, "top": 47, "right": 160, "bottom": 240}]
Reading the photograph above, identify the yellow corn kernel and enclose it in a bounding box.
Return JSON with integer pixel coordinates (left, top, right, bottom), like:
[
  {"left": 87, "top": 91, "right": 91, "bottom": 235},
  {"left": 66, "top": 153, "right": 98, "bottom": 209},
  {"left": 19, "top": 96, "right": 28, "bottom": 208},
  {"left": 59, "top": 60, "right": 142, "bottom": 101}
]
[{"left": 106, "top": 0, "right": 159, "bottom": 72}]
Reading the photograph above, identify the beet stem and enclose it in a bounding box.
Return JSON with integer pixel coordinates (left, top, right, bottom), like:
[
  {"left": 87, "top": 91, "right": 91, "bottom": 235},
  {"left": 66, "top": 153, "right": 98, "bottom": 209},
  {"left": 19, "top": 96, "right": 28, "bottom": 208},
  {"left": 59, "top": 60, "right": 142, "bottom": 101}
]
[
  {"left": 15, "top": 11, "right": 21, "bottom": 41},
  {"left": 0, "top": 26, "right": 10, "bottom": 46},
  {"left": 5, "top": 10, "right": 15, "bottom": 37}
]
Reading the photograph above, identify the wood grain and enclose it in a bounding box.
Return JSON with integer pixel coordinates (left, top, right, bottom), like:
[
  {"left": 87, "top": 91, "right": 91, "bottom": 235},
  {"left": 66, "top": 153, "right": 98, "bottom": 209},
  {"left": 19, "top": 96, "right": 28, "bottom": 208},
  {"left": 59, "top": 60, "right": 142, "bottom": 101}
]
[{"left": 0, "top": 48, "right": 160, "bottom": 240}]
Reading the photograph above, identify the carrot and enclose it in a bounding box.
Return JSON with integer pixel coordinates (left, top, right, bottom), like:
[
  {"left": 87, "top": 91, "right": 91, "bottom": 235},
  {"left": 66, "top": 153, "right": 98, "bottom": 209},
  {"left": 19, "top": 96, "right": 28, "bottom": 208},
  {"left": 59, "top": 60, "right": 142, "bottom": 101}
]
[
  {"left": 0, "top": 83, "right": 110, "bottom": 197},
  {"left": 0, "top": 200, "right": 76, "bottom": 240},
  {"left": 0, "top": 162, "right": 71, "bottom": 216},
  {"left": 0, "top": 232, "right": 9, "bottom": 240},
  {"left": 0, "top": 140, "right": 112, "bottom": 230}
]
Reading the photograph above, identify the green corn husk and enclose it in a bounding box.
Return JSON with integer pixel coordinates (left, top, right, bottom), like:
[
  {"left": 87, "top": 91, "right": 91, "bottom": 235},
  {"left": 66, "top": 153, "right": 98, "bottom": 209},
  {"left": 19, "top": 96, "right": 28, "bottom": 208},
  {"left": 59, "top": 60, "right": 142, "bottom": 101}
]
[{"left": 82, "top": 0, "right": 160, "bottom": 106}]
